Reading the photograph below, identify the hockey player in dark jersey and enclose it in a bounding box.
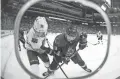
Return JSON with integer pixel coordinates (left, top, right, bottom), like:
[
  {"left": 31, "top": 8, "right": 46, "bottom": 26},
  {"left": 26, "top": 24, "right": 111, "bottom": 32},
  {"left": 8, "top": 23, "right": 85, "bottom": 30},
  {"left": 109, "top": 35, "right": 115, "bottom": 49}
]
[
  {"left": 18, "top": 28, "right": 25, "bottom": 51},
  {"left": 43, "top": 26, "right": 92, "bottom": 76},
  {"left": 97, "top": 31, "right": 103, "bottom": 44}
]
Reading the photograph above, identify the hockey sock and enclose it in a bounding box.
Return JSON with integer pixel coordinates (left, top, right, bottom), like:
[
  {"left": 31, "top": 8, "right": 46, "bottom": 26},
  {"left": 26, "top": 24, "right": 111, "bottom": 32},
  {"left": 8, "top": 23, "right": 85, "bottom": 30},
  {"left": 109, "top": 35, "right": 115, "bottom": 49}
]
[
  {"left": 30, "top": 64, "right": 40, "bottom": 78},
  {"left": 44, "top": 61, "right": 50, "bottom": 68},
  {"left": 81, "top": 64, "right": 92, "bottom": 72},
  {"left": 43, "top": 68, "right": 54, "bottom": 76},
  {"left": 101, "top": 41, "right": 103, "bottom": 44},
  {"left": 81, "top": 64, "right": 87, "bottom": 69},
  {"left": 98, "top": 41, "right": 100, "bottom": 44}
]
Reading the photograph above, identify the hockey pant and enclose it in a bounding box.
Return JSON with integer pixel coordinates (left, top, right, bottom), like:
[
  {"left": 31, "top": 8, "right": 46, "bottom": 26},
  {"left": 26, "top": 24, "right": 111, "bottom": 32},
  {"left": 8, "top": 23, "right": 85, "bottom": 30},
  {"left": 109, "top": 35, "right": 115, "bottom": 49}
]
[
  {"left": 49, "top": 52, "right": 86, "bottom": 70},
  {"left": 98, "top": 36, "right": 103, "bottom": 40},
  {"left": 27, "top": 50, "right": 50, "bottom": 68},
  {"left": 98, "top": 36, "right": 103, "bottom": 44}
]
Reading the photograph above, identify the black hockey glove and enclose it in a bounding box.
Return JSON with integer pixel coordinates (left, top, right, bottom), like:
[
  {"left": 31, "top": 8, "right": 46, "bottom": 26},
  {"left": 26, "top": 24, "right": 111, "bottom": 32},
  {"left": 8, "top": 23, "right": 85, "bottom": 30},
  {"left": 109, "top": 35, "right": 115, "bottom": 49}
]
[
  {"left": 79, "top": 43, "right": 87, "bottom": 50},
  {"left": 23, "top": 44, "right": 26, "bottom": 49},
  {"left": 52, "top": 45, "right": 62, "bottom": 56},
  {"left": 62, "top": 57, "right": 70, "bottom": 64},
  {"left": 47, "top": 50, "right": 54, "bottom": 56},
  {"left": 41, "top": 46, "right": 53, "bottom": 55}
]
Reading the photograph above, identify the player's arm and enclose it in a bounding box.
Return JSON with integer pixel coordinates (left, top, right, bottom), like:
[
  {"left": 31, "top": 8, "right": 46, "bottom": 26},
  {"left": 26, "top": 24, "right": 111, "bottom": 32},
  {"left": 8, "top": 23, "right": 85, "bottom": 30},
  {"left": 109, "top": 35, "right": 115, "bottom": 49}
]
[
  {"left": 79, "top": 34, "right": 87, "bottom": 50},
  {"left": 25, "top": 34, "right": 34, "bottom": 50},
  {"left": 40, "top": 38, "right": 52, "bottom": 53},
  {"left": 52, "top": 37, "right": 62, "bottom": 56}
]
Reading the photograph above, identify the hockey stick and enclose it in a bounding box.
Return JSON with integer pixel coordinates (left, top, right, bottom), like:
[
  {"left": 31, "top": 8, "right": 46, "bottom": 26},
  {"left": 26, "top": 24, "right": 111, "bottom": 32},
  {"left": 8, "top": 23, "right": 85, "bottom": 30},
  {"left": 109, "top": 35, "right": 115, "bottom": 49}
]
[
  {"left": 103, "top": 39, "right": 107, "bottom": 41},
  {"left": 46, "top": 39, "right": 80, "bottom": 67},
  {"left": 53, "top": 55, "right": 69, "bottom": 79},
  {"left": 49, "top": 48, "right": 80, "bottom": 79},
  {"left": 46, "top": 40, "right": 81, "bottom": 79},
  {"left": 45, "top": 43, "right": 80, "bottom": 79},
  {"left": 58, "top": 48, "right": 80, "bottom": 69},
  {"left": 87, "top": 41, "right": 98, "bottom": 45},
  {"left": 45, "top": 39, "right": 69, "bottom": 79}
]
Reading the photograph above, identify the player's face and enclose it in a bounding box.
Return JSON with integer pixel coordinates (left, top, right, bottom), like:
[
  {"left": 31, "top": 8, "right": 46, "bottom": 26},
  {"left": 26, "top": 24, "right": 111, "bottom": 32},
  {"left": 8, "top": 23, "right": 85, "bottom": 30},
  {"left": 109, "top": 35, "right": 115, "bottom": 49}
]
[
  {"left": 81, "top": 35, "right": 86, "bottom": 39},
  {"left": 66, "top": 34, "right": 76, "bottom": 42},
  {"left": 33, "top": 26, "right": 46, "bottom": 37},
  {"left": 34, "top": 31, "right": 46, "bottom": 37}
]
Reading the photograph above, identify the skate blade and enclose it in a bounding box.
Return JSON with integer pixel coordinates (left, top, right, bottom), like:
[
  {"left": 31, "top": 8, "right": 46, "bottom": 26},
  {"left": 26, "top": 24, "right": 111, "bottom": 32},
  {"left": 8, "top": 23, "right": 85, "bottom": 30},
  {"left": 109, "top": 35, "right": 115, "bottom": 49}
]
[{"left": 44, "top": 74, "right": 54, "bottom": 79}]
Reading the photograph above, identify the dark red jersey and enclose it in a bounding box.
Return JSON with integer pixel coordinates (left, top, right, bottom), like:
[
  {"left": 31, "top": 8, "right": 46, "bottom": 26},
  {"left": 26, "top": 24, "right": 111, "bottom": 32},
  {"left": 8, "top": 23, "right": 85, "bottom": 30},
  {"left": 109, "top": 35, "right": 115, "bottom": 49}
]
[{"left": 53, "top": 33, "right": 87, "bottom": 57}]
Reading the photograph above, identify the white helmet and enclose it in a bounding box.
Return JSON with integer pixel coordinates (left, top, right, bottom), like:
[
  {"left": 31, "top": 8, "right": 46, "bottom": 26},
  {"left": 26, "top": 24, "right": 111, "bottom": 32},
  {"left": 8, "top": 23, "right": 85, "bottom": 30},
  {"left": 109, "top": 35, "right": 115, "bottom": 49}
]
[{"left": 33, "top": 16, "right": 48, "bottom": 34}]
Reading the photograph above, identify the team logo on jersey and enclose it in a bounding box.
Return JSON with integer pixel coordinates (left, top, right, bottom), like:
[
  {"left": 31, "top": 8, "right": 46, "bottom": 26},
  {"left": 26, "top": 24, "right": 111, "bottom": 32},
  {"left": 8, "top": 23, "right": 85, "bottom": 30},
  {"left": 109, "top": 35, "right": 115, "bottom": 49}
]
[
  {"left": 31, "top": 38, "right": 38, "bottom": 43},
  {"left": 66, "top": 47, "right": 75, "bottom": 57}
]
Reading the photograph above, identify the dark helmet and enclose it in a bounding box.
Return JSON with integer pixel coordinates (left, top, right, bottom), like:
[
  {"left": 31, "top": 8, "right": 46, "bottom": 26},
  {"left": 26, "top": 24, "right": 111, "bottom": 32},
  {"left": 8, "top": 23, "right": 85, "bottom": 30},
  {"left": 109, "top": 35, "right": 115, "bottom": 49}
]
[
  {"left": 66, "top": 26, "right": 77, "bottom": 37},
  {"left": 19, "top": 28, "right": 24, "bottom": 33},
  {"left": 65, "top": 26, "right": 78, "bottom": 42},
  {"left": 80, "top": 32, "right": 87, "bottom": 38},
  {"left": 81, "top": 32, "right": 87, "bottom": 35}
]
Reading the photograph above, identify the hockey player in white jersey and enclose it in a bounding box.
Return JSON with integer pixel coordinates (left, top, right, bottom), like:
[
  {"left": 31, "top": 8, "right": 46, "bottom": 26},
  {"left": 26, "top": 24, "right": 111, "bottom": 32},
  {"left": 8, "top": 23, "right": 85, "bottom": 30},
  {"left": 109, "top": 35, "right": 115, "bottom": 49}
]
[
  {"left": 25, "top": 16, "right": 51, "bottom": 79},
  {"left": 97, "top": 31, "right": 103, "bottom": 44}
]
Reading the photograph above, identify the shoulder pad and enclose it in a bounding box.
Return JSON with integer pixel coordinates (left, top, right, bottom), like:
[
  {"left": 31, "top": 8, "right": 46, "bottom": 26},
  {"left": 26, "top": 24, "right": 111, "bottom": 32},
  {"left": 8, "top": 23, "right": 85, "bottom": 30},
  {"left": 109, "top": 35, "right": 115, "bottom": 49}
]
[{"left": 54, "top": 34, "right": 66, "bottom": 47}]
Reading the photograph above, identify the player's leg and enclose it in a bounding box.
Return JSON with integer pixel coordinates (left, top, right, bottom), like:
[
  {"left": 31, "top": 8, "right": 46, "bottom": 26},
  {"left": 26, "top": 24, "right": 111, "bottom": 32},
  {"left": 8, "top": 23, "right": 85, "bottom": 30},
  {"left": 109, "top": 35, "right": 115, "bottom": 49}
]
[
  {"left": 20, "top": 37, "right": 25, "bottom": 44},
  {"left": 37, "top": 47, "right": 53, "bottom": 68},
  {"left": 38, "top": 53, "right": 50, "bottom": 69},
  {"left": 71, "top": 53, "right": 92, "bottom": 73},
  {"left": 43, "top": 55, "right": 62, "bottom": 76},
  {"left": 27, "top": 50, "right": 40, "bottom": 79},
  {"left": 19, "top": 37, "right": 25, "bottom": 48},
  {"left": 98, "top": 37, "right": 100, "bottom": 44},
  {"left": 101, "top": 36, "right": 103, "bottom": 44},
  {"left": 18, "top": 41, "right": 21, "bottom": 51}
]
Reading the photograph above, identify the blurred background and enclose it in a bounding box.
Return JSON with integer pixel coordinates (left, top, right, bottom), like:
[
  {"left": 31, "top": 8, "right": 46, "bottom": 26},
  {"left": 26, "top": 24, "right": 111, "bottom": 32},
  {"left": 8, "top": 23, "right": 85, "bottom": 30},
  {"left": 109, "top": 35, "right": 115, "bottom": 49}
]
[{"left": 1, "top": 0, "right": 120, "bottom": 34}]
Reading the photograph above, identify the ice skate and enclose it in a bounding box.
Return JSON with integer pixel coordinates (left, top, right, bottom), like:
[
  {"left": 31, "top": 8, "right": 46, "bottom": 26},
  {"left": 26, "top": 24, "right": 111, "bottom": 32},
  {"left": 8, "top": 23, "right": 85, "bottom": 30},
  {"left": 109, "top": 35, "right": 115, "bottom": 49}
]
[
  {"left": 43, "top": 70, "right": 54, "bottom": 77},
  {"left": 83, "top": 67, "right": 92, "bottom": 73}
]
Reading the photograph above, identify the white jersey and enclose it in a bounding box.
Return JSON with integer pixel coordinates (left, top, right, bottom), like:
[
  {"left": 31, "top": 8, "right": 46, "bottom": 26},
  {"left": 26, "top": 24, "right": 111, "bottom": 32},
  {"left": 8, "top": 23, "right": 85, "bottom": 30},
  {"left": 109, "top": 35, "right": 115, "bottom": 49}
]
[
  {"left": 97, "top": 32, "right": 102, "bottom": 38},
  {"left": 25, "top": 28, "right": 45, "bottom": 50}
]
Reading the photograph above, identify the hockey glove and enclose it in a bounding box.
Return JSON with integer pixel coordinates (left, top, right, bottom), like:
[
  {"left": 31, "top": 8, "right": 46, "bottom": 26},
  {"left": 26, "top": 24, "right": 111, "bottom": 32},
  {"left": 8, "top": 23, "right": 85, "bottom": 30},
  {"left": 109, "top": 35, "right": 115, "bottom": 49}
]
[
  {"left": 34, "top": 48, "right": 46, "bottom": 54},
  {"left": 40, "top": 46, "right": 54, "bottom": 55},
  {"left": 53, "top": 45, "right": 61, "bottom": 56},
  {"left": 79, "top": 43, "right": 87, "bottom": 50},
  {"left": 62, "top": 57, "right": 70, "bottom": 64},
  {"left": 54, "top": 51, "right": 61, "bottom": 56},
  {"left": 23, "top": 44, "right": 26, "bottom": 49}
]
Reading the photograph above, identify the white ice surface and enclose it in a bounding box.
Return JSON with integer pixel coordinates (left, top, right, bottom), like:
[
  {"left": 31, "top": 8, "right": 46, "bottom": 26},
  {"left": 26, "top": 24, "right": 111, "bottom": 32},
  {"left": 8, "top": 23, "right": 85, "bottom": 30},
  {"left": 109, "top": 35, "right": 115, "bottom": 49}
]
[{"left": 1, "top": 33, "right": 120, "bottom": 79}]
